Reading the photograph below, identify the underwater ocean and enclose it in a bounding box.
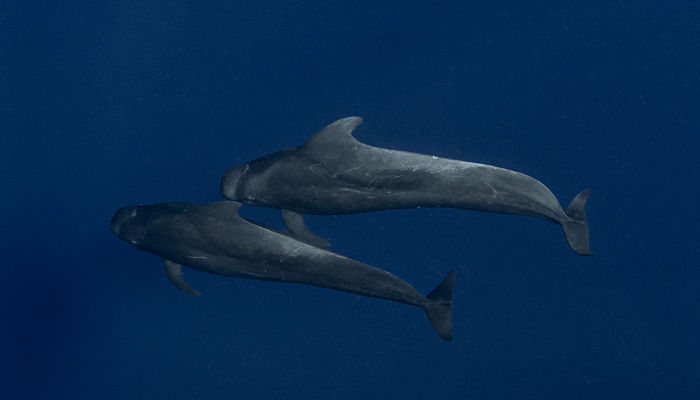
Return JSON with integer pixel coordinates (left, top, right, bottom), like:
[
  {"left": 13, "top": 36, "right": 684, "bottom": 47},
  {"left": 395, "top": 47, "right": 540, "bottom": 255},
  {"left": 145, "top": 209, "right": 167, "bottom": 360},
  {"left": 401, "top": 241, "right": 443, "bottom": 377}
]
[{"left": 2, "top": 1, "right": 699, "bottom": 399}]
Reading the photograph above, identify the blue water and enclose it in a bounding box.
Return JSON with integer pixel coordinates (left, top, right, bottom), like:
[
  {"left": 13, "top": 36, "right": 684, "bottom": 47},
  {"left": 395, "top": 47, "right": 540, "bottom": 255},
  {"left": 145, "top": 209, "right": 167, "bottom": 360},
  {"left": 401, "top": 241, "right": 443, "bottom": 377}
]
[{"left": 2, "top": 1, "right": 698, "bottom": 399}]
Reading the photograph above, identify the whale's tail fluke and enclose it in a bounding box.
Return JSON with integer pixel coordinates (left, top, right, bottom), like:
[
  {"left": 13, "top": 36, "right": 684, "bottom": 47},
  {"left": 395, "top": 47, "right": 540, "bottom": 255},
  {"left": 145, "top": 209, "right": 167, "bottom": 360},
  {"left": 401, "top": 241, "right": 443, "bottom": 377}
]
[
  {"left": 562, "top": 188, "right": 593, "bottom": 256},
  {"left": 423, "top": 270, "right": 456, "bottom": 341}
]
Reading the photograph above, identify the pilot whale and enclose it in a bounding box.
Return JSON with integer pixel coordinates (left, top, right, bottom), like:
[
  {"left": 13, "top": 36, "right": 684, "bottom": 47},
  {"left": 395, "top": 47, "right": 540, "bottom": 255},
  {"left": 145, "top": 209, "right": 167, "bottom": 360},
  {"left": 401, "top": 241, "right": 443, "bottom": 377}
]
[
  {"left": 221, "top": 117, "right": 593, "bottom": 255},
  {"left": 110, "top": 201, "right": 456, "bottom": 341}
]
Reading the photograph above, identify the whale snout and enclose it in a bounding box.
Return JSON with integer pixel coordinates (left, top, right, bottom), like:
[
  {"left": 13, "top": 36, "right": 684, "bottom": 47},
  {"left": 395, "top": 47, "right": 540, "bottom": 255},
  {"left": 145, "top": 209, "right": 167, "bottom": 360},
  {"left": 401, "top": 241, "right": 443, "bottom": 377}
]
[
  {"left": 221, "top": 163, "right": 249, "bottom": 200},
  {"left": 110, "top": 206, "right": 138, "bottom": 238}
]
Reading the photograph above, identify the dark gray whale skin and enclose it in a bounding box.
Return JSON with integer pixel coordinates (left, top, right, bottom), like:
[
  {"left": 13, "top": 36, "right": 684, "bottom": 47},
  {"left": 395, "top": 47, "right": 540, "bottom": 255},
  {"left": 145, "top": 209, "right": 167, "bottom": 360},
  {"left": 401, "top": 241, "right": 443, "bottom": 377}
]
[
  {"left": 221, "top": 117, "right": 592, "bottom": 255},
  {"left": 110, "top": 201, "right": 456, "bottom": 341}
]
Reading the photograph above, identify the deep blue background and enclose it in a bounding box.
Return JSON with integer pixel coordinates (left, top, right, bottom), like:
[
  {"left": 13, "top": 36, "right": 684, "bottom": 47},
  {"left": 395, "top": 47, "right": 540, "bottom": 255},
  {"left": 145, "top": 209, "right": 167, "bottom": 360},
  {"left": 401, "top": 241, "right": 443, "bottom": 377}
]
[{"left": 2, "top": 1, "right": 698, "bottom": 399}]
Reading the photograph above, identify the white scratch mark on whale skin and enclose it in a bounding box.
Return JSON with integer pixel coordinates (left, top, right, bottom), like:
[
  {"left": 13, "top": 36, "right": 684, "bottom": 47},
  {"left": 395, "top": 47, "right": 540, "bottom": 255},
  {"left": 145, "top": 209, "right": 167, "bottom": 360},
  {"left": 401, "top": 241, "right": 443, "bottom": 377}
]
[
  {"left": 337, "top": 166, "right": 362, "bottom": 175},
  {"left": 279, "top": 246, "right": 303, "bottom": 263},
  {"left": 339, "top": 188, "right": 377, "bottom": 199}
]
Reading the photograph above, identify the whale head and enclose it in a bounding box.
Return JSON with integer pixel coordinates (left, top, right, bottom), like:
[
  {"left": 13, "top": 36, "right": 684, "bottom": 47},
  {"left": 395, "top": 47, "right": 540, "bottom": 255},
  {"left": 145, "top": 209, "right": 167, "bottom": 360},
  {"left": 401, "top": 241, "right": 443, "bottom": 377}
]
[
  {"left": 110, "top": 205, "right": 148, "bottom": 246},
  {"left": 111, "top": 203, "right": 192, "bottom": 246},
  {"left": 111, "top": 202, "right": 197, "bottom": 251}
]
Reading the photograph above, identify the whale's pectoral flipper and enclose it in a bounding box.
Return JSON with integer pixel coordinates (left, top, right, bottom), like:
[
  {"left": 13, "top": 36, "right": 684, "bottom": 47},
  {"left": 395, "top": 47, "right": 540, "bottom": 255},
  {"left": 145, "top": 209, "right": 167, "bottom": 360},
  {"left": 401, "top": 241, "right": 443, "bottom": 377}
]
[
  {"left": 562, "top": 188, "right": 593, "bottom": 256},
  {"left": 423, "top": 270, "right": 456, "bottom": 341},
  {"left": 281, "top": 210, "right": 331, "bottom": 248},
  {"left": 163, "top": 259, "right": 201, "bottom": 297}
]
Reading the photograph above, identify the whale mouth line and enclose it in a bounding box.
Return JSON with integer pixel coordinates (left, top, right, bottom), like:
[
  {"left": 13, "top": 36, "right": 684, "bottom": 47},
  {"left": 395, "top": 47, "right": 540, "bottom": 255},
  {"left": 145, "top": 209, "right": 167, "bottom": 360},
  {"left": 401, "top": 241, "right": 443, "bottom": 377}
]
[
  {"left": 240, "top": 164, "right": 250, "bottom": 177},
  {"left": 221, "top": 164, "right": 250, "bottom": 200}
]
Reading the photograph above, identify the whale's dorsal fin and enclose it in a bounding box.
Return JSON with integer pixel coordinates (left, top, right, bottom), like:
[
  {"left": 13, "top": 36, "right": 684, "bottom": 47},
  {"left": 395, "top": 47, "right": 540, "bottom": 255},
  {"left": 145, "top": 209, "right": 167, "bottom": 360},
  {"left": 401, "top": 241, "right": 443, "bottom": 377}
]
[
  {"left": 303, "top": 117, "right": 363, "bottom": 153},
  {"left": 281, "top": 209, "right": 331, "bottom": 248},
  {"left": 163, "top": 259, "right": 201, "bottom": 297}
]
